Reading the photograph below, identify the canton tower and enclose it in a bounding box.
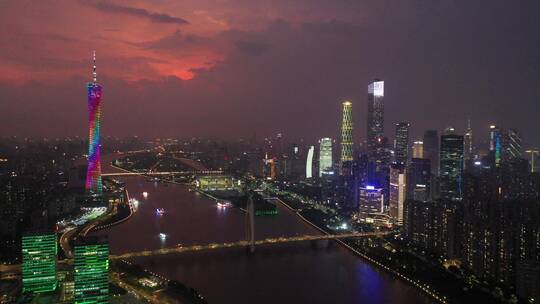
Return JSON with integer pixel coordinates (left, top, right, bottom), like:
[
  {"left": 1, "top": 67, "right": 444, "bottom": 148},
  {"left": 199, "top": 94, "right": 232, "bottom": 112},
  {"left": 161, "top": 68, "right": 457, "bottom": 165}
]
[{"left": 85, "top": 51, "right": 103, "bottom": 195}]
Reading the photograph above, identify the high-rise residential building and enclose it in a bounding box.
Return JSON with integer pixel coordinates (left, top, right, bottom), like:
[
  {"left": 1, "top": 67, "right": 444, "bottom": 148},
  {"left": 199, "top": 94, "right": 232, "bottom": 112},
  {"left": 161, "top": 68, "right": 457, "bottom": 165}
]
[
  {"left": 74, "top": 236, "right": 109, "bottom": 304},
  {"left": 440, "top": 128, "right": 464, "bottom": 201},
  {"left": 22, "top": 233, "right": 57, "bottom": 293},
  {"left": 340, "top": 100, "right": 353, "bottom": 173},
  {"left": 407, "top": 158, "right": 431, "bottom": 202},
  {"left": 306, "top": 146, "right": 314, "bottom": 179},
  {"left": 464, "top": 119, "right": 473, "bottom": 167},
  {"left": 489, "top": 124, "right": 502, "bottom": 167},
  {"left": 389, "top": 164, "right": 406, "bottom": 225},
  {"left": 367, "top": 79, "right": 384, "bottom": 158},
  {"left": 394, "top": 122, "right": 410, "bottom": 165},
  {"left": 412, "top": 140, "right": 424, "bottom": 158},
  {"left": 85, "top": 51, "right": 104, "bottom": 195},
  {"left": 423, "top": 130, "right": 439, "bottom": 175},
  {"left": 319, "top": 138, "right": 333, "bottom": 177}
]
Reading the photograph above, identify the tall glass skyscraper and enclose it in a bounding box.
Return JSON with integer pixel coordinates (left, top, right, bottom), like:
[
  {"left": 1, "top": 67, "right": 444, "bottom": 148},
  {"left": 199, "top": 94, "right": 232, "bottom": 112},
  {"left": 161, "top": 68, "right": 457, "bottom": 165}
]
[
  {"left": 85, "top": 51, "right": 103, "bottom": 195},
  {"left": 319, "top": 137, "right": 333, "bottom": 177},
  {"left": 394, "top": 122, "right": 410, "bottom": 165},
  {"left": 440, "top": 128, "right": 464, "bottom": 201},
  {"left": 367, "top": 79, "right": 384, "bottom": 158},
  {"left": 423, "top": 130, "right": 439, "bottom": 175},
  {"left": 74, "top": 236, "right": 109, "bottom": 304},
  {"left": 22, "top": 233, "right": 57, "bottom": 293},
  {"left": 340, "top": 100, "right": 353, "bottom": 172}
]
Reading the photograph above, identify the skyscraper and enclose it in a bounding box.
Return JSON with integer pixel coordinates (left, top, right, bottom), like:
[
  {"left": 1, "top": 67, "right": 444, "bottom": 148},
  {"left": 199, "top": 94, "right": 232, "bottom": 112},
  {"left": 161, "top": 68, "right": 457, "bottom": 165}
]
[
  {"left": 412, "top": 140, "right": 424, "bottom": 158},
  {"left": 306, "top": 145, "right": 314, "bottom": 179},
  {"left": 389, "top": 164, "right": 406, "bottom": 225},
  {"left": 407, "top": 158, "right": 431, "bottom": 202},
  {"left": 489, "top": 125, "right": 502, "bottom": 167},
  {"left": 464, "top": 119, "right": 473, "bottom": 167},
  {"left": 319, "top": 138, "right": 333, "bottom": 177},
  {"left": 440, "top": 128, "right": 464, "bottom": 201},
  {"left": 340, "top": 100, "right": 353, "bottom": 172},
  {"left": 503, "top": 129, "right": 523, "bottom": 161},
  {"left": 74, "top": 236, "right": 109, "bottom": 304},
  {"left": 85, "top": 51, "right": 103, "bottom": 195},
  {"left": 423, "top": 130, "right": 439, "bottom": 175},
  {"left": 394, "top": 122, "right": 410, "bottom": 165},
  {"left": 367, "top": 79, "right": 384, "bottom": 158},
  {"left": 22, "top": 233, "right": 57, "bottom": 293}
]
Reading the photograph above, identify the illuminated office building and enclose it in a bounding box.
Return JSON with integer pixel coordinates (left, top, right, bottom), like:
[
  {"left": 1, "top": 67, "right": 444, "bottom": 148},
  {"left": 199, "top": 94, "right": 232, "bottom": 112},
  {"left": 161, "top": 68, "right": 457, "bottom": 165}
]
[
  {"left": 367, "top": 79, "right": 384, "bottom": 159},
  {"left": 412, "top": 140, "right": 424, "bottom": 159},
  {"left": 359, "top": 186, "right": 384, "bottom": 220},
  {"left": 85, "top": 51, "right": 104, "bottom": 195},
  {"left": 319, "top": 138, "right": 333, "bottom": 177},
  {"left": 22, "top": 233, "right": 57, "bottom": 293},
  {"left": 340, "top": 100, "right": 353, "bottom": 172},
  {"left": 440, "top": 128, "right": 464, "bottom": 201},
  {"left": 74, "top": 236, "right": 109, "bottom": 304},
  {"left": 394, "top": 122, "right": 410, "bottom": 165}
]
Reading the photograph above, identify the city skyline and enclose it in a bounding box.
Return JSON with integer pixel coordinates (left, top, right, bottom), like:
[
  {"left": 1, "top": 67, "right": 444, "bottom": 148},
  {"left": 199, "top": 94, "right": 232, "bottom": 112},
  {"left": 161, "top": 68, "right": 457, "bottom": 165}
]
[
  {"left": 0, "top": 1, "right": 539, "bottom": 145},
  {"left": 1, "top": 2, "right": 540, "bottom": 303}
]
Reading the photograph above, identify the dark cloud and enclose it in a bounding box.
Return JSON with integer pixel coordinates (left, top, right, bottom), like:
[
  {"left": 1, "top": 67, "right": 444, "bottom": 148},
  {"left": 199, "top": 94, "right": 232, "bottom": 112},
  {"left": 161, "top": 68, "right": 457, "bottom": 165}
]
[
  {"left": 84, "top": 1, "right": 189, "bottom": 25},
  {"left": 137, "top": 30, "right": 205, "bottom": 50},
  {"left": 234, "top": 41, "right": 270, "bottom": 56}
]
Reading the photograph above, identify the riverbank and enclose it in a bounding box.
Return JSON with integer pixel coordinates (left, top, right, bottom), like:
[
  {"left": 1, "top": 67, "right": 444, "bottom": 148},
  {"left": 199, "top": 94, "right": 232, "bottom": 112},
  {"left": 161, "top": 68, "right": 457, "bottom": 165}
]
[{"left": 274, "top": 196, "right": 447, "bottom": 304}]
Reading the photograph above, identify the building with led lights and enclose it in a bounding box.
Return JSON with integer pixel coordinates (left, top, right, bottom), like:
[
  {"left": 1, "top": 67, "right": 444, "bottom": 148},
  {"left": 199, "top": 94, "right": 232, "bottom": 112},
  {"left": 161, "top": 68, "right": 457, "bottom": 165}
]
[
  {"left": 22, "top": 233, "right": 57, "bottom": 293},
  {"left": 319, "top": 138, "right": 333, "bottom": 177},
  {"left": 339, "top": 100, "right": 353, "bottom": 173},
  {"left": 489, "top": 124, "right": 502, "bottom": 168},
  {"left": 85, "top": 51, "right": 104, "bottom": 196},
  {"left": 74, "top": 236, "right": 109, "bottom": 304},
  {"left": 367, "top": 79, "right": 384, "bottom": 159}
]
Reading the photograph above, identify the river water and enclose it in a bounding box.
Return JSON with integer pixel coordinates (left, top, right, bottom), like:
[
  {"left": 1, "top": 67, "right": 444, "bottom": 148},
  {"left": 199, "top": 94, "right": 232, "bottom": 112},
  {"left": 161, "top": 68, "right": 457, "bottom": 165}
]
[{"left": 95, "top": 173, "right": 433, "bottom": 304}]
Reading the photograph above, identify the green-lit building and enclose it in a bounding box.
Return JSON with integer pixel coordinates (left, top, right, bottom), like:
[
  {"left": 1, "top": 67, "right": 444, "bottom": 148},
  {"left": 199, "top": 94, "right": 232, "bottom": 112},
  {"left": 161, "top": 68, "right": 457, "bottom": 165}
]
[
  {"left": 22, "top": 233, "right": 58, "bottom": 293},
  {"left": 74, "top": 236, "right": 109, "bottom": 304}
]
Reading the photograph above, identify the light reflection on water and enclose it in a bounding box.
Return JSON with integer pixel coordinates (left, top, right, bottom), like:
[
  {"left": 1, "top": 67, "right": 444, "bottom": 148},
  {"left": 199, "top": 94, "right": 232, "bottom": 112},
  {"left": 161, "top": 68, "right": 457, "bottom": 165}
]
[{"left": 97, "top": 170, "right": 431, "bottom": 304}]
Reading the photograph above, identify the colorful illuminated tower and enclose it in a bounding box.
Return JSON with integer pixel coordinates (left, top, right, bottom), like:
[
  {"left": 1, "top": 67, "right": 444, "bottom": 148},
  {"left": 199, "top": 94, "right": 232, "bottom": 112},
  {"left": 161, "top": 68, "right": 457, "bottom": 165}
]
[
  {"left": 339, "top": 100, "right": 353, "bottom": 173},
  {"left": 85, "top": 51, "right": 103, "bottom": 195}
]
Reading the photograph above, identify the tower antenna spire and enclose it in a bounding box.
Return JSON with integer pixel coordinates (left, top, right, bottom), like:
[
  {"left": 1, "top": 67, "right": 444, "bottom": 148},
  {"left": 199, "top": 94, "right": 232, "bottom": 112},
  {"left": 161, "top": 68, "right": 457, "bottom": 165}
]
[{"left": 92, "top": 50, "right": 97, "bottom": 83}]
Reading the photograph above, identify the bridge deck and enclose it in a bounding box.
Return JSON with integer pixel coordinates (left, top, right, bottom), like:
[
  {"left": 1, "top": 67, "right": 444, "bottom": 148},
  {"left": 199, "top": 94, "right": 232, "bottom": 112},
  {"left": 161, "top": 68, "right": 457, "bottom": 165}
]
[{"left": 110, "top": 231, "right": 392, "bottom": 260}]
